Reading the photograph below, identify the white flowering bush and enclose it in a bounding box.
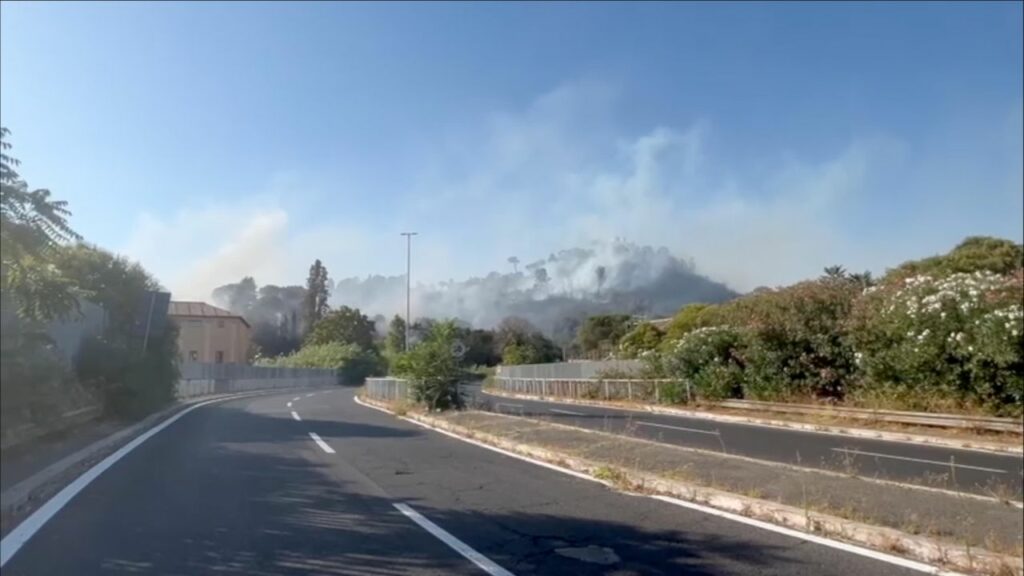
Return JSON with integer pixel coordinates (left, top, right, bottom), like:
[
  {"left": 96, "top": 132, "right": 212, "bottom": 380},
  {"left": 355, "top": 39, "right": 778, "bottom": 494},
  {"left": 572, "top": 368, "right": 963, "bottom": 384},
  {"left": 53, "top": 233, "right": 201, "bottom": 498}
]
[
  {"left": 662, "top": 326, "right": 747, "bottom": 401},
  {"left": 848, "top": 270, "right": 1023, "bottom": 415}
]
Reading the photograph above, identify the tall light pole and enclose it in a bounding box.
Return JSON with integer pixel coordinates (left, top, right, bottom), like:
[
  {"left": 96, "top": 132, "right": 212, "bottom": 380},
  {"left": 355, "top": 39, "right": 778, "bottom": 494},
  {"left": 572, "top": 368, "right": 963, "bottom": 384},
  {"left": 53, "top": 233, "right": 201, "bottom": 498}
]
[{"left": 400, "top": 232, "right": 418, "bottom": 351}]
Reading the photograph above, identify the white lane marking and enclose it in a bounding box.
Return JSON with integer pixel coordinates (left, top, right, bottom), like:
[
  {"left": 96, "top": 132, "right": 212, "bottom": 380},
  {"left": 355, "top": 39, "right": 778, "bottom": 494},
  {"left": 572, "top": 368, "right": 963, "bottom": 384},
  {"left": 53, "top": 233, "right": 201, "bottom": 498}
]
[
  {"left": 291, "top": 411, "right": 302, "bottom": 421},
  {"left": 480, "top": 391, "right": 1024, "bottom": 458},
  {"left": 0, "top": 393, "right": 265, "bottom": 567},
  {"left": 291, "top": 396, "right": 301, "bottom": 402},
  {"left": 393, "top": 503, "right": 514, "bottom": 576},
  {"left": 353, "top": 396, "right": 963, "bottom": 576},
  {"left": 305, "top": 393, "right": 315, "bottom": 398},
  {"left": 830, "top": 448, "right": 1007, "bottom": 474},
  {"left": 647, "top": 495, "right": 964, "bottom": 576},
  {"left": 308, "top": 432, "right": 335, "bottom": 454},
  {"left": 637, "top": 421, "right": 719, "bottom": 436},
  {"left": 495, "top": 402, "right": 523, "bottom": 408},
  {"left": 286, "top": 401, "right": 292, "bottom": 408},
  {"left": 549, "top": 408, "right": 584, "bottom": 416}
]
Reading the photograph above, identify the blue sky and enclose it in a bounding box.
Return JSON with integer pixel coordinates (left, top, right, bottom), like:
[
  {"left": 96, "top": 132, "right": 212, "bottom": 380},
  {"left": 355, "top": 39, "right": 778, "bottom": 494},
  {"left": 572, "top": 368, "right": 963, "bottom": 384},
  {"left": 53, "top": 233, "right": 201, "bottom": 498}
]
[{"left": 1, "top": 1, "right": 1021, "bottom": 298}]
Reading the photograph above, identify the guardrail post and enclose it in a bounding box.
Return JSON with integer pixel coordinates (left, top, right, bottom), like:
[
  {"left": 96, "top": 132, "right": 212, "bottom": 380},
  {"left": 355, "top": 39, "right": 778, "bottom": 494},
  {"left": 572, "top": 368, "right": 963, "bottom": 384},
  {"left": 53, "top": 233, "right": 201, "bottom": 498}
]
[
  {"left": 627, "top": 380, "right": 633, "bottom": 401},
  {"left": 603, "top": 380, "right": 608, "bottom": 400}
]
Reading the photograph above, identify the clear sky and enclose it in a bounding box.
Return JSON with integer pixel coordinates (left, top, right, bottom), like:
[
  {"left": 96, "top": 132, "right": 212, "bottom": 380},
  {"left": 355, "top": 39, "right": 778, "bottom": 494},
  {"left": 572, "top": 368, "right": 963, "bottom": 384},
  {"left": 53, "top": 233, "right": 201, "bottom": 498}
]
[{"left": 2, "top": 1, "right": 1021, "bottom": 298}]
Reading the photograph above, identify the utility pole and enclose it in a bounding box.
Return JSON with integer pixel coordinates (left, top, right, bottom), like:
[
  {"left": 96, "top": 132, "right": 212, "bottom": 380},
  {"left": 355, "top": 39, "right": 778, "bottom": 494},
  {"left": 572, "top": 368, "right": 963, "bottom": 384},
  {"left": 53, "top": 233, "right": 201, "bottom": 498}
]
[{"left": 400, "top": 232, "right": 418, "bottom": 351}]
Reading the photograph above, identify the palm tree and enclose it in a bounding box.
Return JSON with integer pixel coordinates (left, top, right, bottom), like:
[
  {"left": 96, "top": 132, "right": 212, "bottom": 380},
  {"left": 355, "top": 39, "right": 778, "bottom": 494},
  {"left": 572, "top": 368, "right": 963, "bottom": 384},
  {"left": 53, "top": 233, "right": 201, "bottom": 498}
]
[
  {"left": 507, "top": 256, "right": 519, "bottom": 273},
  {"left": 821, "top": 265, "right": 848, "bottom": 281}
]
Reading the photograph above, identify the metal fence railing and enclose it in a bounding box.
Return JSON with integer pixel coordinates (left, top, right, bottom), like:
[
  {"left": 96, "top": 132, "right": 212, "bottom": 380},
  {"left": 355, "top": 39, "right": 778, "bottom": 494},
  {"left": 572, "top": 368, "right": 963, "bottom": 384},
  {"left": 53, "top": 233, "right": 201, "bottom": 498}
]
[
  {"left": 493, "top": 376, "right": 678, "bottom": 403},
  {"left": 363, "top": 378, "right": 411, "bottom": 402},
  {"left": 496, "top": 360, "right": 643, "bottom": 380}
]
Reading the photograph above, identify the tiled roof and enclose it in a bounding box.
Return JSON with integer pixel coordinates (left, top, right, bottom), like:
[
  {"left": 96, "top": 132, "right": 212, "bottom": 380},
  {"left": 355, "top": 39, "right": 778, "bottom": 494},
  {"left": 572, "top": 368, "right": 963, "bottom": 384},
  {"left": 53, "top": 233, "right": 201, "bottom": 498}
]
[{"left": 168, "top": 301, "right": 249, "bottom": 327}]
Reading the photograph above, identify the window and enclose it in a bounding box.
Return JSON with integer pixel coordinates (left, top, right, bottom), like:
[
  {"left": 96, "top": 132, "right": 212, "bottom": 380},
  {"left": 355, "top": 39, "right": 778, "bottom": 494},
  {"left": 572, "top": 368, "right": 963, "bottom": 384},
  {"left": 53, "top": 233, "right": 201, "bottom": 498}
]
[
  {"left": 188, "top": 350, "right": 199, "bottom": 362},
  {"left": 215, "top": 351, "right": 224, "bottom": 364}
]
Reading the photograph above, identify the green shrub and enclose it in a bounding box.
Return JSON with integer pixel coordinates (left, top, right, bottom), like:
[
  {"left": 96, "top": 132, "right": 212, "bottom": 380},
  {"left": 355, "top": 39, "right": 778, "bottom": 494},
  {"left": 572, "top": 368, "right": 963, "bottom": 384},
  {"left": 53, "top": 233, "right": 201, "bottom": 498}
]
[
  {"left": 663, "top": 326, "right": 747, "bottom": 401},
  {"left": 665, "top": 303, "right": 714, "bottom": 340},
  {"left": 392, "top": 320, "right": 464, "bottom": 410},
  {"left": 261, "top": 341, "right": 384, "bottom": 384},
  {"left": 618, "top": 322, "right": 664, "bottom": 358},
  {"left": 848, "top": 270, "right": 1023, "bottom": 416}
]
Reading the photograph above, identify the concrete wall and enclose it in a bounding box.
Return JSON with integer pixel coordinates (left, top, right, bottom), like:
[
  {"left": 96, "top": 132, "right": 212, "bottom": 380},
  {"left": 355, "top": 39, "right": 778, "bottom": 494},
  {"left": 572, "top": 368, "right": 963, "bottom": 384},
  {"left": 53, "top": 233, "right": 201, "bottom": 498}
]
[
  {"left": 175, "top": 362, "right": 340, "bottom": 399},
  {"left": 173, "top": 316, "right": 251, "bottom": 364}
]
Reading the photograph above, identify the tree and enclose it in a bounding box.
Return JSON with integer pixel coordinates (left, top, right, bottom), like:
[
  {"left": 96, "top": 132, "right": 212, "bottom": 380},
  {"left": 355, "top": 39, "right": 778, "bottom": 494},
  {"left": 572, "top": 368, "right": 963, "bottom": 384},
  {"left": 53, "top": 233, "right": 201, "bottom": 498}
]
[
  {"left": 212, "top": 276, "right": 257, "bottom": 315},
  {"left": 392, "top": 320, "right": 464, "bottom": 410},
  {"left": 577, "top": 314, "right": 634, "bottom": 356},
  {"left": 507, "top": 256, "right": 520, "bottom": 273},
  {"left": 303, "top": 259, "right": 331, "bottom": 329},
  {"left": 461, "top": 328, "right": 500, "bottom": 366},
  {"left": 1, "top": 127, "right": 81, "bottom": 320},
  {"left": 821, "top": 265, "right": 848, "bottom": 281},
  {"left": 595, "top": 265, "right": 607, "bottom": 295},
  {"left": 532, "top": 267, "right": 549, "bottom": 289},
  {"left": 306, "top": 305, "right": 376, "bottom": 350},
  {"left": 494, "top": 316, "right": 537, "bottom": 350},
  {"left": 387, "top": 314, "right": 407, "bottom": 353}
]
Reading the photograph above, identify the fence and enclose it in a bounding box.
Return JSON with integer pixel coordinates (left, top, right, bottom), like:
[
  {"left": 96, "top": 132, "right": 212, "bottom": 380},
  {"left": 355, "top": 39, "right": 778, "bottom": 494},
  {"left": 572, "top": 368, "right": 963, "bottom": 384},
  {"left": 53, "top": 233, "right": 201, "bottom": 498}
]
[
  {"left": 496, "top": 360, "right": 643, "bottom": 380},
  {"left": 176, "top": 362, "right": 340, "bottom": 399},
  {"left": 363, "top": 378, "right": 411, "bottom": 402},
  {"left": 493, "top": 376, "right": 679, "bottom": 403}
]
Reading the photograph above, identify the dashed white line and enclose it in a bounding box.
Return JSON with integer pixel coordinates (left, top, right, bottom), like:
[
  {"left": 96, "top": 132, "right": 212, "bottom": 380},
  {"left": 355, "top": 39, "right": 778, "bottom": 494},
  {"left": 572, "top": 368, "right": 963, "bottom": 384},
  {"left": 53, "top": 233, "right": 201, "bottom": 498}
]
[
  {"left": 549, "top": 408, "right": 584, "bottom": 416},
  {"left": 830, "top": 448, "right": 1007, "bottom": 473},
  {"left": 291, "top": 411, "right": 302, "bottom": 422},
  {"left": 393, "top": 503, "right": 514, "bottom": 576},
  {"left": 308, "top": 432, "right": 335, "bottom": 454},
  {"left": 354, "top": 396, "right": 964, "bottom": 576},
  {"left": 286, "top": 401, "right": 292, "bottom": 408},
  {"left": 305, "top": 393, "right": 315, "bottom": 398},
  {"left": 637, "top": 421, "right": 719, "bottom": 436},
  {"left": 291, "top": 396, "right": 301, "bottom": 403}
]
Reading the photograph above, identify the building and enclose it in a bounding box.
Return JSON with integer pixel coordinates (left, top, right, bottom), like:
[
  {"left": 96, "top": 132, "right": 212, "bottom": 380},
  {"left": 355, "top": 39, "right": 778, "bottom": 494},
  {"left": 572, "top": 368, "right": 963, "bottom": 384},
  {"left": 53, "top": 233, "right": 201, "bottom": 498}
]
[{"left": 168, "top": 301, "right": 251, "bottom": 364}]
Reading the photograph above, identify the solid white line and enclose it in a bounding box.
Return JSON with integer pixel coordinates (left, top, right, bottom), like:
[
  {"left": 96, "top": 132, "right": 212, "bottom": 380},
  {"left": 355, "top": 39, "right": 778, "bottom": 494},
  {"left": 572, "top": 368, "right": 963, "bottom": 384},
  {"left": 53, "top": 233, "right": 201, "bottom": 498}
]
[
  {"left": 495, "top": 402, "right": 523, "bottom": 408},
  {"left": 637, "top": 421, "right": 719, "bottom": 436},
  {"left": 0, "top": 394, "right": 249, "bottom": 567},
  {"left": 549, "top": 408, "right": 584, "bottom": 416},
  {"left": 308, "top": 432, "right": 335, "bottom": 454},
  {"left": 352, "top": 395, "right": 964, "bottom": 576},
  {"left": 831, "top": 448, "right": 1007, "bottom": 473},
  {"left": 647, "top": 495, "right": 964, "bottom": 576},
  {"left": 291, "top": 411, "right": 302, "bottom": 421},
  {"left": 393, "top": 503, "right": 514, "bottom": 576}
]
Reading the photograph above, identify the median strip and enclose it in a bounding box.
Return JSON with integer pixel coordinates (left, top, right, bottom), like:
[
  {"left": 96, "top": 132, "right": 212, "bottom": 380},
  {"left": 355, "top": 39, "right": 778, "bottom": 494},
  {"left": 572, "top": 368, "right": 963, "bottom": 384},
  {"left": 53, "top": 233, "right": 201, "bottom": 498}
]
[{"left": 357, "top": 395, "right": 1023, "bottom": 576}]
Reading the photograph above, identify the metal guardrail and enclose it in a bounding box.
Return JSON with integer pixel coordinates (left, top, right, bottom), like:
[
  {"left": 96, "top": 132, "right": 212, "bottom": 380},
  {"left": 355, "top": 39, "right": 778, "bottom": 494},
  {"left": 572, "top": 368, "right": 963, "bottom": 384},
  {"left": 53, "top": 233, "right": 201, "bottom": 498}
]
[
  {"left": 491, "top": 376, "right": 1023, "bottom": 434},
  {"left": 718, "top": 399, "right": 1024, "bottom": 433},
  {"left": 364, "top": 378, "right": 411, "bottom": 402}
]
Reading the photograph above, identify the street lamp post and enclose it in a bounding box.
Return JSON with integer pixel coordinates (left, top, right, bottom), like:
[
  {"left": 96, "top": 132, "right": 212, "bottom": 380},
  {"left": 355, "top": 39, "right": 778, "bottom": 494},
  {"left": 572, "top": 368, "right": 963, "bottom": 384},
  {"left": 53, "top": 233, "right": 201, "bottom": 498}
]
[{"left": 400, "top": 232, "right": 418, "bottom": 351}]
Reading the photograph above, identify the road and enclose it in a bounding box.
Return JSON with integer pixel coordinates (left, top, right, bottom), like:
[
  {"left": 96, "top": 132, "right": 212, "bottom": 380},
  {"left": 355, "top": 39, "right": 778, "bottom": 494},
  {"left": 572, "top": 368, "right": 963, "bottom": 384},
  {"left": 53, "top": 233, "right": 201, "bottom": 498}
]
[
  {"left": 465, "top": 385, "right": 1024, "bottom": 499},
  {"left": 1, "top": 387, "right": 928, "bottom": 575}
]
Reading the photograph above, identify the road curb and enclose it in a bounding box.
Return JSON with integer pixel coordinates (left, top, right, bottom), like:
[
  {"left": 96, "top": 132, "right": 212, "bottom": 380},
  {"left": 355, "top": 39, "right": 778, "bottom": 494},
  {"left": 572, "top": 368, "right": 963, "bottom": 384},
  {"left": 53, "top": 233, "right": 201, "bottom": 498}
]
[
  {"left": 481, "top": 389, "right": 1024, "bottom": 456},
  {"left": 359, "top": 395, "right": 1021, "bottom": 576}
]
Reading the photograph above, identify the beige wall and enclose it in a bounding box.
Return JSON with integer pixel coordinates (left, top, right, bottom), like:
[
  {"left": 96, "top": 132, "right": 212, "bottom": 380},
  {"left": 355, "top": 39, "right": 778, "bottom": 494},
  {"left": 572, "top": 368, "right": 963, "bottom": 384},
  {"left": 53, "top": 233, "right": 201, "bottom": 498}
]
[{"left": 172, "top": 316, "right": 251, "bottom": 364}]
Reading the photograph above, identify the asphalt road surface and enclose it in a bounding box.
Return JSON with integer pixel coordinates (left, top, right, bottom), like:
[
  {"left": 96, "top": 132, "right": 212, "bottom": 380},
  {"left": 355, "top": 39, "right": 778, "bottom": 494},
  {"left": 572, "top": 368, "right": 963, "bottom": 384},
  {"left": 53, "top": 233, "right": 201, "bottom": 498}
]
[
  {"left": 464, "top": 384, "right": 1024, "bottom": 499},
  {"left": 2, "top": 387, "right": 929, "bottom": 575}
]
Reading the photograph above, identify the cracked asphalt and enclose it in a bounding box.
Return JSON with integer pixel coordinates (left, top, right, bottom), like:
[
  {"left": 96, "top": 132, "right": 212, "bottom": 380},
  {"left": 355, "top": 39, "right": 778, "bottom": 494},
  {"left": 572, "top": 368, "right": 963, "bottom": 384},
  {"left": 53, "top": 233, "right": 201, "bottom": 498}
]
[{"left": 2, "top": 387, "right": 926, "bottom": 575}]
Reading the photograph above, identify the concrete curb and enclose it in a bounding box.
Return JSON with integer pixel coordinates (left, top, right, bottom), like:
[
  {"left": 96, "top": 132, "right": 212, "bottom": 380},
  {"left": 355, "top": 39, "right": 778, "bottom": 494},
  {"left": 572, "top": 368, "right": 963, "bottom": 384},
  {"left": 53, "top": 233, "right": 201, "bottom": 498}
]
[
  {"left": 360, "top": 396, "right": 1021, "bottom": 576},
  {"left": 0, "top": 388, "right": 316, "bottom": 522},
  {"left": 481, "top": 389, "right": 1024, "bottom": 456}
]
